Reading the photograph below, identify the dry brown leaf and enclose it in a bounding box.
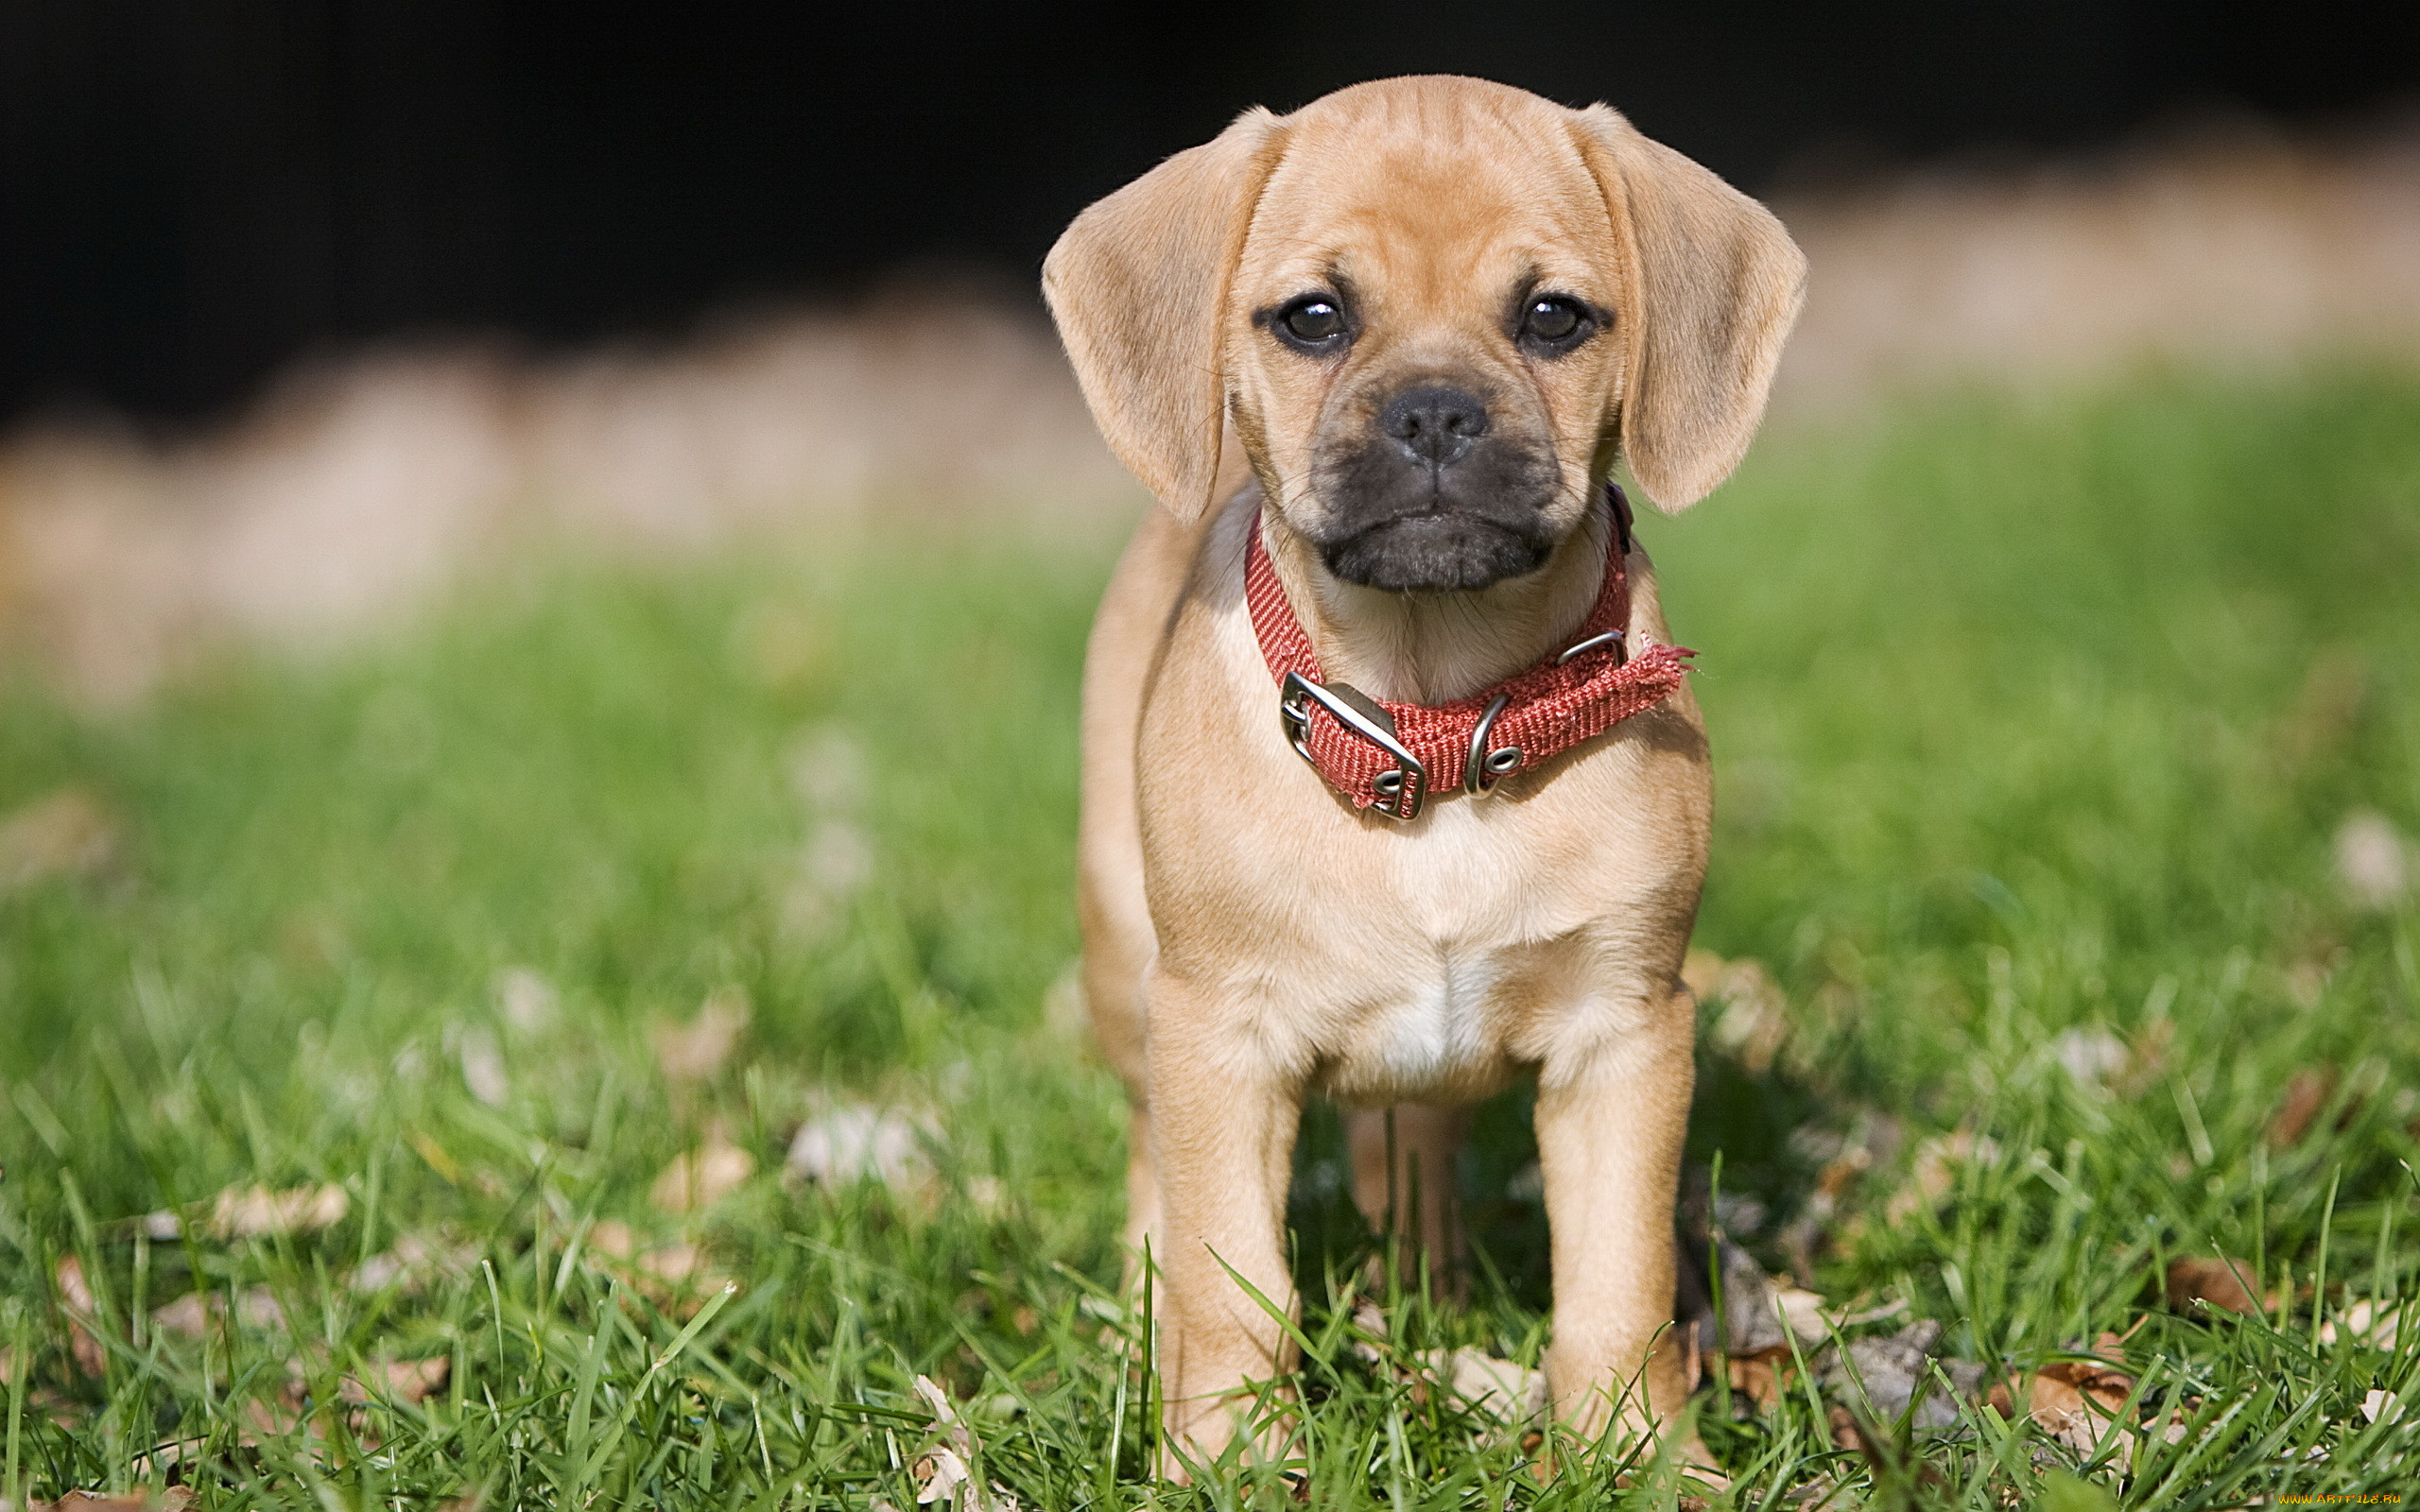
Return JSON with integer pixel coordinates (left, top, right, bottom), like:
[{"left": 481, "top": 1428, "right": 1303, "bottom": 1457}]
[
  {"left": 1884, "top": 1129, "right": 1998, "bottom": 1225},
  {"left": 2266, "top": 1066, "right": 2339, "bottom": 1148},
  {"left": 53, "top": 1257, "right": 107, "bottom": 1378},
  {"left": 493, "top": 966, "right": 558, "bottom": 1032},
  {"left": 650, "top": 987, "right": 751, "bottom": 1083},
  {"left": 2334, "top": 809, "right": 2411, "bottom": 910},
  {"left": 458, "top": 1027, "right": 509, "bottom": 1107},
  {"left": 2320, "top": 1299, "right": 2404, "bottom": 1350},
  {"left": 2166, "top": 1255, "right": 2263, "bottom": 1316},
  {"left": 2118, "top": 1017, "right": 2174, "bottom": 1095},
  {"left": 583, "top": 1220, "right": 736, "bottom": 1312},
  {"left": 147, "top": 1291, "right": 209, "bottom": 1339},
  {"left": 1413, "top": 1347, "right": 1546, "bottom": 1421},
  {"left": 38, "top": 1491, "right": 195, "bottom": 1512},
  {"left": 2052, "top": 1026, "right": 2129, "bottom": 1088},
  {"left": 908, "top": 1374, "right": 1022, "bottom": 1512},
  {"left": 338, "top": 1355, "right": 450, "bottom": 1405},
  {"left": 1704, "top": 959, "right": 1790, "bottom": 1076},
  {"left": 2024, "top": 1373, "right": 2106, "bottom": 1453},
  {"left": 146, "top": 1181, "right": 351, "bottom": 1241},
  {"left": 0, "top": 785, "right": 119, "bottom": 895},
  {"left": 2026, "top": 1353, "right": 2138, "bottom": 1455},
  {"left": 149, "top": 1284, "right": 285, "bottom": 1339},
  {"left": 637, "top": 1243, "right": 703, "bottom": 1284},
  {"left": 1725, "top": 1348, "right": 1795, "bottom": 1412},
  {"left": 649, "top": 1131, "right": 756, "bottom": 1213},
  {"left": 786, "top": 1103, "right": 934, "bottom": 1192},
  {"left": 239, "top": 1393, "right": 311, "bottom": 1444},
  {"left": 351, "top": 1229, "right": 476, "bottom": 1294},
  {"left": 214, "top": 1181, "right": 348, "bottom": 1238},
  {"left": 587, "top": 1218, "right": 638, "bottom": 1259},
  {"left": 1825, "top": 1402, "right": 1867, "bottom": 1452}
]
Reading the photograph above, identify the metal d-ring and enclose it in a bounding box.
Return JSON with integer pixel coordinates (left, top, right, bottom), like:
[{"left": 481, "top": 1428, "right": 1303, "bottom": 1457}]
[
  {"left": 1555, "top": 628, "right": 1626, "bottom": 666},
  {"left": 1279, "top": 671, "right": 1428, "bottom": 820},
  {"left": 1463, "top": 693, "right": 1523, "bottom": 797}
]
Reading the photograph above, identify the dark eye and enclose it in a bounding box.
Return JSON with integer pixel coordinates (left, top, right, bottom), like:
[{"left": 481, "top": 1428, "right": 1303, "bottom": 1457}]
[
  {"left": 1276, "top": 297, "right": 1349, "bottom": 351},
  {"left": 1519, "top": 295, "right": 1590, "bottom": 351}
]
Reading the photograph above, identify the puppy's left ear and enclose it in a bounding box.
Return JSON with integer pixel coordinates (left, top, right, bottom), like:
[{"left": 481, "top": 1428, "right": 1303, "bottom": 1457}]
[
  {"left": 1570, "top": 106, "right": 1806, "bottom": 510},
  {"left": 1044, "top": 109, "right": 1288, "bottom": 519}
]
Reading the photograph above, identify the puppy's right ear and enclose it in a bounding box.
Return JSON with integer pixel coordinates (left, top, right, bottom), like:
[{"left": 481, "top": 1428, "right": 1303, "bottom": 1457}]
[{"left": 1044, "top": 109, "right": 1286, "bottom": 519}]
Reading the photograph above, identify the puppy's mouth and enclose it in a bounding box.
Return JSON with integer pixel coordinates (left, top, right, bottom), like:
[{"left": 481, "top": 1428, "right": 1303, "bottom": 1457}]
[{"left": 1317, "top": 508, "right": 1557, "bottom": 593}]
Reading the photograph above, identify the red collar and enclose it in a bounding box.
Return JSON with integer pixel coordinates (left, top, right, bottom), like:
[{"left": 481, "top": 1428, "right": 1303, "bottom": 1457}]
[{"left": 1245, "top": 484, "right": 1693, "bottom": 820}]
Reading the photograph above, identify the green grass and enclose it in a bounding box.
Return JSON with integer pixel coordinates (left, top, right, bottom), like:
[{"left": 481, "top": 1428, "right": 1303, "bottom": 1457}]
[{"left": 1, "top": 365, "right": 2415, "bottom": 1508}]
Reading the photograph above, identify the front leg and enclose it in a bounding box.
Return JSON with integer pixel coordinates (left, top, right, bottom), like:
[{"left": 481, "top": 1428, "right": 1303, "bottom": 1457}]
[
  {"left": 1144, "top": 967, "right": 1303, "bottom": 1474},
  {"left": 1533, "top": 989, "right": 1697, "bottom": 1453}
]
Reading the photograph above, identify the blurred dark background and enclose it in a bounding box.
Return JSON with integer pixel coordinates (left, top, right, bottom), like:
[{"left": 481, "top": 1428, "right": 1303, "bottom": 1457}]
[{"left": 4, "top": 0, "right": 2415, "bottom": 430}]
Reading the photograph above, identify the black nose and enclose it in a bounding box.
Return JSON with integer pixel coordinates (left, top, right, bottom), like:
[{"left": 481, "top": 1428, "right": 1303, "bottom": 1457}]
[{"left": 1378, "top": 386, "right": 1489, "bottom": 468}]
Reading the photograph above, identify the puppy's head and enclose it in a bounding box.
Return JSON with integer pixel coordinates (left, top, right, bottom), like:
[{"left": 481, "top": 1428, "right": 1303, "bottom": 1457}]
[{"left": 1046, "top": 77, "right": 1806, "bottom": 593}]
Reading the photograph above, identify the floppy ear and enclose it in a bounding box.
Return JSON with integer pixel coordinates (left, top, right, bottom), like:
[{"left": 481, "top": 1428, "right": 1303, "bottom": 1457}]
[
  {"left": 1043, "top": 109, "right": 1287, "bottom": 518},
  {"left": 1570, "top": 105, "right": 1806, "bottom": 510}
]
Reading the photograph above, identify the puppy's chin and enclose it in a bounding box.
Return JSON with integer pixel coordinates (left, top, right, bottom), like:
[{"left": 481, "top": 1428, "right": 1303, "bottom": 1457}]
[{"left": 1318, "top": 514, "right": 1555, "bottom": 593}]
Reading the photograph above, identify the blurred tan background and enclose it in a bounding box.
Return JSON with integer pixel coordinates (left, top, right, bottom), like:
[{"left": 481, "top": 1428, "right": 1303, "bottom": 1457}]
[{"left": 3, "top": 122, "right": 2416, "bottom": 704}]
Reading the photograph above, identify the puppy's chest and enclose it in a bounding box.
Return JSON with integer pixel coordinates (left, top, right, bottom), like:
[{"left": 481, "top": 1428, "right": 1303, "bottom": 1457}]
[
  {"left": 1311, "top": 940, "right": 1533, "bottom": 1102},
  {"left": 1291, "top": 821, "right": 1596, "bottom": 1102}
]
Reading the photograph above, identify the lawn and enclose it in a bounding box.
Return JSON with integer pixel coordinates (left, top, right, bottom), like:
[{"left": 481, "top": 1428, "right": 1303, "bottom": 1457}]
[{"left": 1, "top": 366, "right": 2415, "bottom": 1508}]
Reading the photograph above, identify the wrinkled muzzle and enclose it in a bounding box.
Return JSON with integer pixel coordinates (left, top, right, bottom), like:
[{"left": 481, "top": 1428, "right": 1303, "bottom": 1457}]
[{"left": 1305, "top": 382, "right": 1565, "bottom": 593}]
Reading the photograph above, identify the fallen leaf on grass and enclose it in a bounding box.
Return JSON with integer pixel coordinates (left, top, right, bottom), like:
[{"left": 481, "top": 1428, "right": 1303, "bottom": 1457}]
[
  {"left": 2320, "top": 1299, "right": 2403, "bottom": 1349},
  {"left": 458, "top": 1027, "right": 509, "bottom": 1107},
  {"left": 786, "top": 1104, "right": 934, "bottom": 1192},
  {"left": 2334, "top": 809, "right": 2411, "bottom": 910},
  {"left": 351, "top": 1228, "right": 477, "bottom": 1294},
  {"left": 0, "top": 785, "right": 120, "bottom": 896},
  {"left": 53, "top": 1257, "right": 106, "bottom": 1377},
  {"left": 1726, "top": 1350, "right": 1794, "bottom": 1413},
  {"left": 649, "top": 1129, "right": 756, "bottom": 1213},
  {"left": 1413, "top": 1348, "right": 1547, "bottom": 1421},
  {"left": 650, "top": 988, "right": 750, "bottom": 1083},
  {"left": 2166, "top": 1256, "right": 2265, "bottom": 1316},
  {"left": 2052, "top": 1027, "right": 2130, "bottom": 1088},
  {"left": 2361, "top": 1388, "right": 2404, "bottom": 1425},
  {"left": 1702, "top": 957, "right": 1791, "bottom": 1076},
  {"left": 337, "top": 1355, "right": 450, "bottom": 1405},
  {"left": 2118, "top": 1017, "right": 2173, "bottom": 1096},
  {"left": 587, "top": 1218, "right": 641, "bottom": 1259},
  {"left": 493, "top": 966, "right": 558, "bottom": 1032},
  {"left": 2027, "top": 1355, "right": 2137, "bottom": 1455},
  {"left": 1884, "top": 1129, "right": 1999, "bottom": 1226},
  {"left": 144, "top": 1181, "right": 350, "bottom": 1242},
  {"left": 149, "top": 1284, "right": 284, "bottom": 1338},
  {"left": 908, "top": 1374, "right": 1022, "bottom": 1511},
  {"left": 32, "top": 1491, "right": 195, "bottom": 1512},
  {"left": 2266, "top": 1066, "right": 2340, "bottom": 1147},
  {"left": 586, "top": 1219, "right": 738, "bottom": 1313}
]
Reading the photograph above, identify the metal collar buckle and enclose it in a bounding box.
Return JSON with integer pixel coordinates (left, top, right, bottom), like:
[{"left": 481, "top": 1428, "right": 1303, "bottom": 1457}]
[
  {"left": 1556, "top": 628, "right": 1625, "bottom": 667},
  {"left": 1279, "top": 671, "right": 1428, "bottom": 821},
  {"left": 1463, "top": 693, "right": 1523, "bottom": 797}
]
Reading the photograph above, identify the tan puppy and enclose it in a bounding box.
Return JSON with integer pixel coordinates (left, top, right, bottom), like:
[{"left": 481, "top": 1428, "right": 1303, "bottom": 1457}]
[{"left": 1045, "top": 76, "right": 1803, "bottom": 1470}]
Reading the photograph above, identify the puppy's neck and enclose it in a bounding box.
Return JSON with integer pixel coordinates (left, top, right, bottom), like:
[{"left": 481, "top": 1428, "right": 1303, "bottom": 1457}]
[{"left": 1259, "top": 505, "right": 1615, "bottom": 706}]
